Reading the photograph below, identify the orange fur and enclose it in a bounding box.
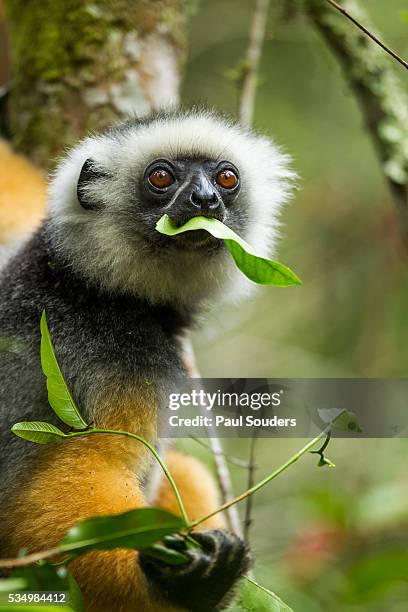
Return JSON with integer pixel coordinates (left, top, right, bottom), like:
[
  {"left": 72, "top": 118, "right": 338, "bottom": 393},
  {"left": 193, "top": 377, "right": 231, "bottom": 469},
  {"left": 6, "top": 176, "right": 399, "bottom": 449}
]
[
  {"left": 153, "top": 450, "right": 225, "bottom": 529},
  {"left": 4, "top": 439, "right": 223, "bottom": 610},
  {"left": 0, "top": 140, "right": 46, "bottom": 244},
  {"left": 4, "top": 436, "right": 175, "bottom": 611},
  {"left": 5, "top": 436, "right": 145, "bottom": 552}
]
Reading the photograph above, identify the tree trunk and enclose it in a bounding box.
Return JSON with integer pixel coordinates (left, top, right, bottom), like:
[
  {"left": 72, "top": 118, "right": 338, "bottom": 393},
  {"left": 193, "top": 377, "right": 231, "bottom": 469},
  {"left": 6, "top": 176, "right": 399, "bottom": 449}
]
[
  {"left": 301, "top": 0, "right": 408, "bottom": 245},
  {"left": 4, "top": 0, "right": 188, "bottom": 168}
]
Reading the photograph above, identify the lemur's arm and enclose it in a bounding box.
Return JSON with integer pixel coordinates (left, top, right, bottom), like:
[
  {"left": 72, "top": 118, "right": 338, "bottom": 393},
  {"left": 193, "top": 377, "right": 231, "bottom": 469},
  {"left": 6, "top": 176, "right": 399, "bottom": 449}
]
[
  {"left": 5, "top": 437, "right": 247, "bottom": 611},
  {"left": 6, "top": 434, "right": 158, "bottom": 611}
]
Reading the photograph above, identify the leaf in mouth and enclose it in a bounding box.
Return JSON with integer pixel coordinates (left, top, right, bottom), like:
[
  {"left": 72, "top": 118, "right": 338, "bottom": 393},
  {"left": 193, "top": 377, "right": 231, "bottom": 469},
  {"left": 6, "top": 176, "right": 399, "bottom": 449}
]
[{"left": 156, "top": 214, "right": 302, "bottom": 287}]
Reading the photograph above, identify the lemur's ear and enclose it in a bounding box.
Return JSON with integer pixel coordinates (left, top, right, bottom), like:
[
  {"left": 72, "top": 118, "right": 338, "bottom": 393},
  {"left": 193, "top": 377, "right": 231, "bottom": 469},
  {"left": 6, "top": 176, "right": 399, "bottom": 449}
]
[{"left": 77, "top": 158, "right": 110, "bottom": 210}]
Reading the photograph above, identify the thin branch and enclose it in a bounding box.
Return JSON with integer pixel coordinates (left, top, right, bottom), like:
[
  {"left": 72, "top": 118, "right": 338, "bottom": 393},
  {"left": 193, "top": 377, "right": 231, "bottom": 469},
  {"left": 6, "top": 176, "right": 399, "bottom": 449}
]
[
  {"left": 190, "top": 436, "right": 257, "bottom": 469},
  {"left": 239, "top": 0, "right": 270, "bottom": 126},
  {"left": 324, "top": 0, "right": 408, "bottom": 70},
  {"left": 201, "top": 414, "right": 244, "bottom": 538},
  {"left": 181, "top": 336, "right": 243, "bottom": 537},
  {"left": 243, "top": 432, "right": 259, "bottom": 542},
  {"left": 189, "top": 428, "right": 329, "bottom": 530},
  {"left": 0, "top": 547, "right": 61, "bottom": 570}
]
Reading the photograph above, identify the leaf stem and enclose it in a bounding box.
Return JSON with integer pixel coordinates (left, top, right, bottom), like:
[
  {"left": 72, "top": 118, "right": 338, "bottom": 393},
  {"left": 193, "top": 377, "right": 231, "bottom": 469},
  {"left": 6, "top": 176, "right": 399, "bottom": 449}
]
[
  {"left": 324, "top": 0, "right": 408, "bottom": 70},
  {"left": 189, "top": 429, "right": 328, "bottom": 529},
  {"left": 0, "top": 547, "right": 61, "bottom": 570},
  {"left": 316, "top": 430, "right": 331, "bottom": 454},
  {"left": 67, "top": 428, "right": 189, "bottom": 527},
  {"left": 239, "top": 0, "right": 270, "bottom": 126}
]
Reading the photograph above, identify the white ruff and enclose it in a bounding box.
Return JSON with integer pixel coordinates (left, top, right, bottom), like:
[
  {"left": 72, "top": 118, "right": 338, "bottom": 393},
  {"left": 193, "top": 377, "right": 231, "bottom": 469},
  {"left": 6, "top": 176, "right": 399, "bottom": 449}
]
[{"left": 48, "top": 110, "right": 295, "bottom": 306}]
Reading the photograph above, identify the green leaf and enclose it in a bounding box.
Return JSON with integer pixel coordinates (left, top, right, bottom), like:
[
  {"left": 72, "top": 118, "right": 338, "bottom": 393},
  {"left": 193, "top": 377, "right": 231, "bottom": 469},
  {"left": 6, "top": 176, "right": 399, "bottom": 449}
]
[
  {"left": 0, "top": 564, "right": 80, "bottom": 612},
  {"left": 318, "top": 408, "right": 363, "bottom": 433},
  {"left": 309, "top": 432, "right": 335, "bottom": 468},
  {"left": 40, "top": 312, "right": 87, "bottom": 430},
  {"left": 310, "top": 450, "right": 336, "bottom": 468},
  {"left": 11, "top": 422, "right": 67, "bottom": 444},
  {"left": 10, "top": 563, "right": 67, "bottom": 590},
  {"left": 0, "top": 577, "right": 28, "bottom": 592},
  {"left": 236, "top": 578, "right": 294, "bottom": 612},
  {"left": 156, "top": 215, "right": 301, "bottom": 287},
  {"left": 67, "top": 573, "right": 84, "bottom": 612},
  {"left": 61, "top": 508, "right": 184, "bottom": 556},
  {"left": 143, "top": 543, "right": 189, "bottom": 565}
]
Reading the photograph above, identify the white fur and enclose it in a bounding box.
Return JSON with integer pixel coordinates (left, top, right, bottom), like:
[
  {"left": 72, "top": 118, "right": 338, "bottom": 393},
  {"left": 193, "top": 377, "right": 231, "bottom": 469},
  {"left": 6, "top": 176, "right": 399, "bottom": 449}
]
[{"left": 48, "top": 110, "right": 295, "bottom": 307}]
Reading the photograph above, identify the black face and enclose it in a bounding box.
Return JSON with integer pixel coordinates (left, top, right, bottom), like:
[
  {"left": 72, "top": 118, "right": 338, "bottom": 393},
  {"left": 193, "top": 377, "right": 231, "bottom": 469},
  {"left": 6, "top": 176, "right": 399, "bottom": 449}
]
[
  {"left": 77, "top": 156, "right": 243, "bottom": 253},
  {"left": 139, "top": 157, "right": 242, "bottom": 252},
  {"left": 143, "top": 158, "right": 240, "bottom": 225}
]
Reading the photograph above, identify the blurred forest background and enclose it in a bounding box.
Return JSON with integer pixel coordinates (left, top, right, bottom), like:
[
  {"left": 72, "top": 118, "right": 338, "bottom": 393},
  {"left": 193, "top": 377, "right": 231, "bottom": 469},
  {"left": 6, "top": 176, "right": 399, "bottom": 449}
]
[{"left": 1, "top": 1, "right": 407, "bottom": 611}]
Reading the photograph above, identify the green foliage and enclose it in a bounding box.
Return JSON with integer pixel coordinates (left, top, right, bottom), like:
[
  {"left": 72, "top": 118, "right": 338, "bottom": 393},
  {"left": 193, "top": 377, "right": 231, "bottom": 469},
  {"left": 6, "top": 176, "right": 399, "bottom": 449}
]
[
  {"left": 142, "top": 542, "right": 189, "bottom": 565},
  {"left": 0, "top": 563, "right": 83, "bottom": 611},
  {"left": 11, "top": 422, "right": 67, "bottom": 444},
  {"left": 40, "top": 312, "right": 87, "bottom": 430},
  {"left": 310, "top": 410, "right": 363, "bottom": 467},
  {"left": 235, "top": 577, "right": 295, "bottom": 612},
  {"left": 310, "top": 433, "right": 336, "bottom": 468},
  {"left": 61, "top": 508, "right": 184, "bottom": 557},
  {"left": 7, "top": 312, "right": 299, "bottom": 611},
  {"left": 318, "top": 408, "right": 363, "bottom": 433},
  {"left": 156, "top": 215, "right": 302, "bottom": 287},
  {"left": 344, "top": 549, "right": 408, "bottom": 604},
  {"left": 0, "top": 578, "right": 27, "bottom": 592}
]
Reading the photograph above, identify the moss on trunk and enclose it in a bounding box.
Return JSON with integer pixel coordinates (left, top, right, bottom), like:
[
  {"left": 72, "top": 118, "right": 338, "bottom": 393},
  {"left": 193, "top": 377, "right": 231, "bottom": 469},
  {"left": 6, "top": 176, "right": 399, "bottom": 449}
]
[
  {"left": 301, "top": 0, "right": 408, "bottom": 239},
  {"left": 5, "top": 0, "right": 189, "bottom": 168}
]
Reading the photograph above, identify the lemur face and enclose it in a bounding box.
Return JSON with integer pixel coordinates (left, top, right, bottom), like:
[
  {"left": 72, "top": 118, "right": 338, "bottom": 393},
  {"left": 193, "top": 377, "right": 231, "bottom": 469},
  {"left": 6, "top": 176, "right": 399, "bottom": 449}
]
[
  {"left": 49, "top": 111, "right": 294, "bottom": 304},
  {"left": 77, "top": 154, "right": 244, "bottom": 254},
  {"left": 142, "top": 157, "right": 242, "bottom": 251}
]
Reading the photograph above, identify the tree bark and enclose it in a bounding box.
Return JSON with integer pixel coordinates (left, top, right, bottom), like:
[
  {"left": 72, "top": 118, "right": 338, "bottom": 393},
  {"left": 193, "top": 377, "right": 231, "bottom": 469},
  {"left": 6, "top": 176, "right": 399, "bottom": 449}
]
[
  {"left": 4, "top": 0, "right": 189, "bottom": 168},
  {"left": 302, "top": 0, "right": 408, "bottom": 244}
]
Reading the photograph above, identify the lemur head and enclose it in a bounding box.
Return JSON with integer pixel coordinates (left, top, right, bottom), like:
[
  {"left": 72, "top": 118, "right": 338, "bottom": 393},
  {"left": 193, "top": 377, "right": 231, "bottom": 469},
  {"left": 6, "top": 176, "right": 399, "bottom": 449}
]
[{"left": 48, "top": 110, "right": 294, "bottom": 307}]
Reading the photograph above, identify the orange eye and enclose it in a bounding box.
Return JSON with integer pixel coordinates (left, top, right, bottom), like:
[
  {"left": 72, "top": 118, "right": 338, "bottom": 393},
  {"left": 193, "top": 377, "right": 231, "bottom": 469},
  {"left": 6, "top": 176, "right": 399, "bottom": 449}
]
[
  {"left": 216, "top": 169, "right": 239, "bottom": 190},
  {"left": 148, "top": 168, "right": 174, "bottom": 189}
]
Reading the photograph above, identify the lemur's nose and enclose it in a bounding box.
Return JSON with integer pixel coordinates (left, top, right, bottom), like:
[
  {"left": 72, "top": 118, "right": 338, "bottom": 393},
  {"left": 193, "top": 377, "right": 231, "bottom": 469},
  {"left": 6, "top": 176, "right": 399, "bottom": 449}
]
[{"left": 190, "top": 188, "right": 220, "bottom": 211}]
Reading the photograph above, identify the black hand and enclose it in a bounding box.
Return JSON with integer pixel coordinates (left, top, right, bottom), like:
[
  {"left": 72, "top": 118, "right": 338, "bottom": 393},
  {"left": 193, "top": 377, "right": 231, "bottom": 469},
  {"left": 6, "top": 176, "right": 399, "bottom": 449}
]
[{"left": 140, "top": 530, "right": 251, "bottom": 611}]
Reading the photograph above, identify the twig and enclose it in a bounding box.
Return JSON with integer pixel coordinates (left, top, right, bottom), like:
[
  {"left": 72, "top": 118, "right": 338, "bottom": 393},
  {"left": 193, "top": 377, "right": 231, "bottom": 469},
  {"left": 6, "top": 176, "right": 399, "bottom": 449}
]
[
  {"left": 0, "top": 547, "right": 61, "bottom": 570},
  {"left": 145, "top": 439, "right": 168, "bottom": 504},
  {"left": 189, "top": 428, "right": 328, "bottom": 529},
  {"left": 190, "top": 436, "right": 257, "bottom": 469},
  {"left": 201, "top": 415, "right": 244, "bottom": 537},
  {"left": 243, "top": 432, "right": 259, "bottom": 542},
  {"left": 239, "top": 0, "right": 270, "bottom": 126},
  {"left": 181, "top": 336, "right": 243, "bottom": 537},
  {"left": 324, "top": 0, "right": 408, "bottom": 70}
]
